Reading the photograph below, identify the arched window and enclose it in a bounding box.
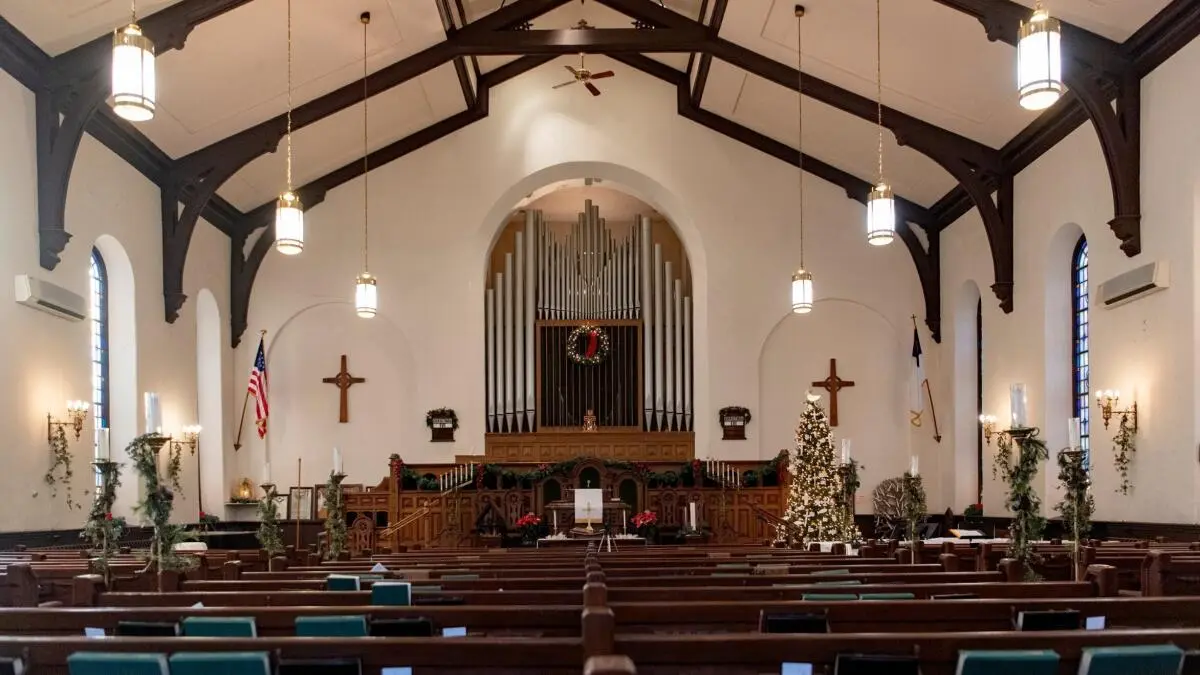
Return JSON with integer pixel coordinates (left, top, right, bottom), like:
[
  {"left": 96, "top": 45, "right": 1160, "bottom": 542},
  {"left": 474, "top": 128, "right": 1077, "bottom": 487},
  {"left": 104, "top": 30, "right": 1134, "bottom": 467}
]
[
  {"left": 1072, "top": 236, "right": 1090, "bottom": 464},
  {"left": 90, "top": 248, "right": 110, "bottom": 474}
]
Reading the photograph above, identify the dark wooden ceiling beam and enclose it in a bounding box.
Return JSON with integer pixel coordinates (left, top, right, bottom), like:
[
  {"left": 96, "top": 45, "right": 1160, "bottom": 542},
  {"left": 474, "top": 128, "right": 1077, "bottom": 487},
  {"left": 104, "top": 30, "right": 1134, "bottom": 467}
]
[
  {"left": 690, "top": 0, "right": 727, "bottom": 107},
  {"left": 166, "top": 0, "right": 573, "bottom": 324},
  {"left": 931, "top": 0, "right": 1142, "bottom": 257},
  {"left": 435, "top": 0, "right": 477, "bottom": 109},
  {"left": 594, "top": 0, "right": 1013, "bottom": 313},
  {"left": 609, "top": 52, "right": 943, "bottom": 341},
  {"left": 228, "top": 55, "right": 552, "bottom": 347}
]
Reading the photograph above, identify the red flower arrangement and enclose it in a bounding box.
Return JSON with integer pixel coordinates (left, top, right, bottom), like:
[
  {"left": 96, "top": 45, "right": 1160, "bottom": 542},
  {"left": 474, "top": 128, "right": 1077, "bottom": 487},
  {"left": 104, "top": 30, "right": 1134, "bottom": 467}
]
[
  {"left": 691, "top": 459, "right": 702, "bottom": 479},
  {"left": 389, "top": 455, "right": 404, "bottom": 483},
  {"left": 105, "top": 512, "right": 112, "bottom": 521},
  {"left": 474, "top": 464, "right": 485, "bottom": 489},
  {"left": 630, "top": 510, "right": 657, "bottom": 528},
  {"left": 515, "top": 513, "right": 542, "bottom": 528}
]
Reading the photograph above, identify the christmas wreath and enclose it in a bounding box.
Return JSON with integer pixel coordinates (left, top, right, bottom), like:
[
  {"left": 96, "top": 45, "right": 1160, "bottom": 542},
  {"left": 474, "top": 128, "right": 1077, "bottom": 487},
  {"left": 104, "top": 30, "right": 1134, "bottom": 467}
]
[{"left": 567, "top": 324, "right": 610, "bottom": 365}]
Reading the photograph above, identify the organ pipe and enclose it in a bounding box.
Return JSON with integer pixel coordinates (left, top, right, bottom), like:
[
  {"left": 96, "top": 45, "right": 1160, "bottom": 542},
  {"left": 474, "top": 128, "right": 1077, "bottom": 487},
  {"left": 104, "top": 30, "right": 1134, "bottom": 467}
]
[
  {"left": 486, "top": 288, "right": 495, "bottom": 432},
  {"left": 674, "top": 278, "right": 683, "bottom": 431},
  {"left": 503, "top": 254, "right": 514, "bottom": 430},
  {"left": 664, "top": 260, "right": 675, "bottom": 431},
  {"left": 654, "top": 243, "right": 664, "bottom": 431},
  {"left": 683, "top": 295, "right": 692, "bottom": 430},
  {"left": 514, "top": 232, "right": 525, "bottom": 432},
  {"left": 525, "top": 211, "right": 536, "bottom": 428},
  {"left": 640, "top": 216, "right": 653, "bottom": 427}
]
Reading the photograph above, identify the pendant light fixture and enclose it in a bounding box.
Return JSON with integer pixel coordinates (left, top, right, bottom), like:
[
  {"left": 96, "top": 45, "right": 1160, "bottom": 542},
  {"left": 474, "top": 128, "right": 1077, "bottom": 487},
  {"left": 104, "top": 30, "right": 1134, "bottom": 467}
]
[
  {"left": 1017, "top": 0, "right": 1064, "bottom": 111},
  {"left": 354, "top": 12, "right": 377, "bottom": 319},
  {"left": 111, "top": 0, "right": 156, "bottom": 122},
  {"left": 790, "top": 5, "right": 813, "bottom": 315},
  {"left": 865, "top": 0, "right": 894, "bottom": 247},
  {"left": 274, "top": 0, "right": 304, "bottom": 256}
]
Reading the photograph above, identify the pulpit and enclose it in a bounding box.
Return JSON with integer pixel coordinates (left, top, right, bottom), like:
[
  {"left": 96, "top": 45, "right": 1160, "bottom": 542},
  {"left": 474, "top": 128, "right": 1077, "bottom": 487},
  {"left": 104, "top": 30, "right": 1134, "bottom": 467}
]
[{"left": 545, "top": 493, "right": 633, "bottom": 537}]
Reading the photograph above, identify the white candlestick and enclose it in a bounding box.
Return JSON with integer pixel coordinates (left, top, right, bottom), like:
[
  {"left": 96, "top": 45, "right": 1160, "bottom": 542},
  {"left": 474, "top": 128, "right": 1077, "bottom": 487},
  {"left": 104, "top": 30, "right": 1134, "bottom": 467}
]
[
  {"left": 553, "top": 511, "right": 558, "bottom": 532},
  {"left": 143, "top": 392, "right": 162, "bottom": 435},
  {"left": 1010, "top": 383, "right": 1028, "bottom": 428},
  {"left": 841, "top": 438, "right": 851, "bottom": 465},
  {"left": 1068, "top": 417, "right": 1081, "bottom": 451},
  {"left": 333, "top": 447, "right": 342, "bottom": 474},
  {"left": 689, "top": 502, "right": 697, "bottom": 531},
  {"left": 910, "top": 455, "right": 919, "bottom": 476},
  {"left": 97, "top": 428, "right": 110, "bottom": 461}
]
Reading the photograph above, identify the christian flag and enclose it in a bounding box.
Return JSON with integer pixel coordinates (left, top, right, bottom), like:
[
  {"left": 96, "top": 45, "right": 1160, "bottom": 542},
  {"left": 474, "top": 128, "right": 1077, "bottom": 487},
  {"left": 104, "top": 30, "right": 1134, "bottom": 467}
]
[
  {"left": 248, "top": 336, "right": 269, "bottom": 438},
  {"left": 909, "top": 326, "right": 925, "bottom": 427}
]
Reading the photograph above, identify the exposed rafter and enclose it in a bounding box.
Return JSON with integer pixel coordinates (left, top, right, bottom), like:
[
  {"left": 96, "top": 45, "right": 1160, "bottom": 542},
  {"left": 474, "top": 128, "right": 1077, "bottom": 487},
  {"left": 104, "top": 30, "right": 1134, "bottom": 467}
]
[
  {"left": 611, "top": 53, "right": 943, "bottom": 341},
  {"left": 931, "top": 0, "right": 1142, "bottom": 257},
  {"left": 690, "top": 0, "right": 728, "bottom": 107},
  {"left": 436, "top": 0, "right": 478, "bottom": 109}
]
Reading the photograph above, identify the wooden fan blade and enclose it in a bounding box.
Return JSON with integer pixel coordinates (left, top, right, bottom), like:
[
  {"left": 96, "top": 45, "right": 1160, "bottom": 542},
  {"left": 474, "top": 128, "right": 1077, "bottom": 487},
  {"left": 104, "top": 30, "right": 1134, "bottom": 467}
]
[
  {"left": 553, "top": 79, "right": 580, "bottom": 89},
  {"left": 586, "top": 82, "right": 601, "bottom": 96},
  {"left": 589, "top": 71, "right": 615, "bottom": 79},
  {"left": 565, "top": 65, "right": 581, "bottom": 76}
]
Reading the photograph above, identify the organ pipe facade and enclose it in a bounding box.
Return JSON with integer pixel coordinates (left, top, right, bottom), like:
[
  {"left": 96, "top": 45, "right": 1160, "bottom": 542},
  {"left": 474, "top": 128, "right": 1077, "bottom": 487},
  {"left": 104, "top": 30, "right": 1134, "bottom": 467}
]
[{"left": 486, "top": 200, "right": 692, "bottom": 434}]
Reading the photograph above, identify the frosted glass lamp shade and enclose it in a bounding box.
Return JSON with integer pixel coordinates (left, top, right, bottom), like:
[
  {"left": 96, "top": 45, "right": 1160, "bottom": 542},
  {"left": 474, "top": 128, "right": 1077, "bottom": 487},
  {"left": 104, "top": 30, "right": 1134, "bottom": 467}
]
[
  {"left": 867, "top": 182, "right": 895, "bottom": 246},
  {"left": 111, "top": 24, "right": 156, "bottom": 122},
  {"left": 1017, "top": 7, "right": 1063, "bottom": 111},
  {"left": 274, "top": 191, "right": 304, "bottom": 255},
  {"left": 355, "top": 272, "right": 378, "bottom": 318},
  {"left": 791, "top": 268, "right": 813, "bottom": 314}
]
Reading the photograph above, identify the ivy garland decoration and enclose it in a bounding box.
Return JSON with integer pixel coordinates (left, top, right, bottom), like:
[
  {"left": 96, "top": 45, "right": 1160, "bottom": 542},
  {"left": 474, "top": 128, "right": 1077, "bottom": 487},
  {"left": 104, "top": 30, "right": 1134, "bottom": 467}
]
[
  {"left": 256, "top": 485, "right": 285, "bottom": 556},
  {"left": 566, "top": 324, "right": 610, "bottom": 365},
  {"left": 838, "top": 459, "right": 865, "bottom": 543},
  {"left": 43, "top": 425, "right": 81, "bottom": 511},
  {"left": 126, "top": 434, "right": 195, "bottom": 577},
  {"left": 324, "top": 471, "right": 348, "bottom": 560},
  {"left": 1112, "top": 416, "right": 1136, "bottom": 495},
  {"left": 82, "top": 460, "right": 124, "bottom": 585},
  {"left": 1055, "top": 449, "right": 1095, "bottom": 580},
  {"left": 994, "top": 430, "right": 1049, "bottom": 580},
  {"left": 901, "top": 471, "right": 927, "bottom": 556}
]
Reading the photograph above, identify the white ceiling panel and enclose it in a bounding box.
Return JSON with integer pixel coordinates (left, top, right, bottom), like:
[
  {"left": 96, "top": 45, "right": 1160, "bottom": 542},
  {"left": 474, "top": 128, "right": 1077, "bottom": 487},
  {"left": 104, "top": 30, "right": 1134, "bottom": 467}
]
[
  {"left": 217, "top": 64, "right": 465, "bottom": 211},
  {"left": 1009, "top": 0, "right": 1173, "bottom": 42},
  {"left": 719, "top": 69, "right": 957, "bottom": 206},
  {"left": 0, "top": 0, "right": 183, "bottom": 55},
  {"left": 478, "top": 54, "right": 521, "bottom": 75},
  {"left": 647, "top": 52, "right": 692, "bottom": 72}
]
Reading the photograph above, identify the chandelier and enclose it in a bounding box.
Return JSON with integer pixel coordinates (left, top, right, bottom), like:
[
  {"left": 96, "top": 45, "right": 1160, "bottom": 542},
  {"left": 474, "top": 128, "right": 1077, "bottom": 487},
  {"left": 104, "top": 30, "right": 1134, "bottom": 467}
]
[
  {"left": 354, "top": 13, "right": 377, "bottom": 319},
  {"left": 275, "top": 0, "right": 304, "bottom": 255},
  {"left": 1018, "top": 1, "right": 1064, "bottom": 111},
  {"left": 790, "top": 5, "right": 813, "bottom": 315},
  {"left": 111, "top": 0, "right": 156, "bottom": 122},
  {"left": 865, "top": 0, "right": 894, "bottom": 246}
]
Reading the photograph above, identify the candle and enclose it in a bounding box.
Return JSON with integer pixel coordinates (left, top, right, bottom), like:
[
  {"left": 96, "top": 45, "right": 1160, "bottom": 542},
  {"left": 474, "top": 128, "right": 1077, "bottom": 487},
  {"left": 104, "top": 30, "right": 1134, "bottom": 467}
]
[
  {"left": 1068, "top": 417, "right": 1081, "bottom": 451},
  {"left": 689, "top": 502, "right": 697, "bottom": 531},
  {"left": 841, "top": 438, "right": 852, "bottom": 465},
  {"left": 97, "top": 428, "right": 110, "bottom": 461},
  {"left": 264, "top": 462, "right": 271, "bottom": 483},
  {"left": 1010, "top": 383, "right": 1028, "bottom": 428},
  {"left": 143, "top": 392, "right": 162, "bottom": 435},
  {"left": 333, "top": 447, "right": 342, "bottom": 474},
  {"left": 910, "top": 455, "right": 919, "bottom": 476},
  {"left": 553, "top": 511, "right": 558, "bottom": 532}
]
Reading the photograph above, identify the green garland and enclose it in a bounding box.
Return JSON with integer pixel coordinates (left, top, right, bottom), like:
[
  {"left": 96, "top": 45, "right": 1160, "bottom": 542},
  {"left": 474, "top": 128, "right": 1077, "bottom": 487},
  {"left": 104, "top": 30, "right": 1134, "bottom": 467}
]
[
  {"left": 81, "top": 460, "right": 124, "bottom": 583},
  {"left": 995, "top": 430, "right": 1049, "bottom": 580},
  {"left": 901, "top": 471, "right": 927, "bottom": 555},
  {"left": 425, "top": 408, "right": 460, "bottom": 430},
  {"left": 43, "top": 425, "right": 81, "bottom": 511},
  {"left": 838, "top": 459, "right": 864, "bottom": 543},
  {"left": 126, "top": 434, "right": 194, "bottom": 574},
  {"left": 256, "top": 485, "right": 285, "bottom": 556},
  {"left": 1055, "top": 449, "right": 1094, "bottom": 579},
  {"left": 324, "top": 472, "right": 347, "bottom": 560},
  {"left": 1112, "top": 416, "right": 1136, "bottom": 495}
]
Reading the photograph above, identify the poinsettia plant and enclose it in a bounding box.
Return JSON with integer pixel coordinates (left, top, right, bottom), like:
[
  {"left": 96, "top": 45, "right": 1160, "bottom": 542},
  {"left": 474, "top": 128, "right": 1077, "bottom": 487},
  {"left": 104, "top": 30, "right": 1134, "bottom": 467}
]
[
  {"left": 515, "top": 513, "right": 542, "bottom": 528},
  {"left": 631, "top": 510, "right": 657, "bottom": 528},
  {"left": 964, "top": 502, "right": 984, "bottom": 519}
]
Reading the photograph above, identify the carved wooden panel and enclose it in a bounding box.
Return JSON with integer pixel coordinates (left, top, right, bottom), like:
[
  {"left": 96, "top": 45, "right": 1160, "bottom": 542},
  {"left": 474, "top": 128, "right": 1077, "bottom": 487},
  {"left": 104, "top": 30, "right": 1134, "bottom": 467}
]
[{"left": 485, "top": 431, "right": 694, "bottom": 462}]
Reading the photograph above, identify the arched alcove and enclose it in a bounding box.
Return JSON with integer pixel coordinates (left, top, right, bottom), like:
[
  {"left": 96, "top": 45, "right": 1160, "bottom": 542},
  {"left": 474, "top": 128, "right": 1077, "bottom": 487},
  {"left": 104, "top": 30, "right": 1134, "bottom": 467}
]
[
  {"left": 1042, "top": 223, "right": 1086, "bottom": 507},
  {"left": 92, "top": 234, "right": 138, "bottom": 519},
  {"left": 758, "top": 298, "right": 906, "bottom": 510},
  {"left": 195, "top": 289, "right": 225, "bottom": 519},
  {"left": 952, "top": 280, "right": 983, "bottom": 509}
]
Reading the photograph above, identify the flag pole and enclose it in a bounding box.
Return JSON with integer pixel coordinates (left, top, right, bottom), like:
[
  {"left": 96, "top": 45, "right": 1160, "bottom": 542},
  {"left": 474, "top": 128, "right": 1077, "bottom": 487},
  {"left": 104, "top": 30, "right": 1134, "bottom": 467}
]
[
  {"left": 912, "top": 316, "right": 942, "bottom": 443},
  {"left": 233, "top": 330, "right": 267, "bottom": 451}
]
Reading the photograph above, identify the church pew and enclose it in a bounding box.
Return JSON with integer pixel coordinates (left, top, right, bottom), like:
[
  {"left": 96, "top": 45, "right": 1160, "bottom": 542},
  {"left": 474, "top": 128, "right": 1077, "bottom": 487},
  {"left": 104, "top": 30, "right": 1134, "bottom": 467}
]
[
  {"left": 1143, "top": 550, "right": 1200, "bottom": 596},
  {"left": 614, "top": 628, "right": 1200, "bottom": 675}
]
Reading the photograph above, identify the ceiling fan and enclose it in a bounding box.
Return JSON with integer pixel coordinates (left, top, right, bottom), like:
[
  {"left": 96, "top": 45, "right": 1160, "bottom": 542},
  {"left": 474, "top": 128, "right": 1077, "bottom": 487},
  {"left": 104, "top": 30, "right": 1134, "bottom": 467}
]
[{"left": 553, "top": 50, "right": 615, "bottom": 96}]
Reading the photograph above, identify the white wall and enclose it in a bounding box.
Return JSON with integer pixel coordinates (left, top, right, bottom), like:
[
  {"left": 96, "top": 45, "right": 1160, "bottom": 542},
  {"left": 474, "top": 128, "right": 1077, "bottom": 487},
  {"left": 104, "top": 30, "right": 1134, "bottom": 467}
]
[
  {"left": 0, "top": 69, "right": 231, "bottom": 531},
  {"left": 236, "top": 56, "right": 939, "bottom": 511},
  {"left": 939, "top": 36, "right": 1200, "bottom": 524}
]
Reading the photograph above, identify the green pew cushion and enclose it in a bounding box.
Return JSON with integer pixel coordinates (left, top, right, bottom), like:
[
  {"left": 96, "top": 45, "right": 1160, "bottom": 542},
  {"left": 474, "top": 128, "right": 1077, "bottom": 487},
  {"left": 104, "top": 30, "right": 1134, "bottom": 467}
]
[
  {"left": 67, "top": 653, "right": 169, "bottom": 675},
  {"left": 180, "top": 616, "right": 257, "bottom": 638},
  {"left": 1079, "top": 645, "right": 1184, "bottom": 675},
  {"left": 413, "top": 585, "right": 442, "bottom": 592},
  {"left": 814, "top": 580, "right": 862, "bottom": 586},
  {"left": 801, "top": 593, "right": 858, "bottom": 601},
  {"left": 715, "top": 563, "right": 752, "bottom": 569},
  {"left": 439, "top": 574, "right": 480, "bottom": 580},
  {"left": 372, "top": 581, "right": 413, "bottom": 606},
  {"left": 956, "top": 650, "right": 1059, "bottom": 675},
  {"left": 861, "top": 592, "right": 916, "bottom": 600},
  {"left": 169, "top": 652, "right": 270, "bottom": 675},
  {"left": 711, "top": 573, "right": 743, "bottom": 577},
  {"left": 812, "top": 569, "right": 850, "bottom": 576},
  {"left": 326, "top": 574, "right": 361, "bottom": 591},
  {"left": 294, "top": 615, "right": 369, "bottom": 637}
]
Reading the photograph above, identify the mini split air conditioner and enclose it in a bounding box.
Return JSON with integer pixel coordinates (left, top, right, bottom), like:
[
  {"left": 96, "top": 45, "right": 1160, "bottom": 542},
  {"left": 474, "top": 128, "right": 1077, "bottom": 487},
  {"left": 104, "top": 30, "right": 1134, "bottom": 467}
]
[
  {"left": 1097, "top": 261, "right": 1169, "bottom": 309},
  {"left": 14, "top": 274, "right": 86, "bottom": 321}
]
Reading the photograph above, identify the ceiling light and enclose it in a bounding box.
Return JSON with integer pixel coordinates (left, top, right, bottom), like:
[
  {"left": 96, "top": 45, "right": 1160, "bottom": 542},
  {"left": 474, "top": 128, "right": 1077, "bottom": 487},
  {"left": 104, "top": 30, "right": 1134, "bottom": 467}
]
[
  {"left": 355, "top": 12, "right": 377, "bottom": 319},
  {"left": 111, "top": 2, "right": 155, "bottom": 122},
  {"left": 1018, "top": 1, "right": 1064, "bottom": 111},
  {"left": 791, "top": 5, "right": 814, "bottom": 315},
  {"left": 275, "top": 0, "right": 304, "bottom": 255},
  {"left": 867, "top": 0, "right": 894, "bottom": 246}
]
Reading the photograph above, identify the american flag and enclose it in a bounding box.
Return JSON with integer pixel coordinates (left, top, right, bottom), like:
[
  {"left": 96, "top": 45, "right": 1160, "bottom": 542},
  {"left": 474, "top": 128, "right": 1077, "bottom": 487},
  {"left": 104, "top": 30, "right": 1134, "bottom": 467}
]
[{"left": 248, "top": 337, "right": 269, "bottom": 438}]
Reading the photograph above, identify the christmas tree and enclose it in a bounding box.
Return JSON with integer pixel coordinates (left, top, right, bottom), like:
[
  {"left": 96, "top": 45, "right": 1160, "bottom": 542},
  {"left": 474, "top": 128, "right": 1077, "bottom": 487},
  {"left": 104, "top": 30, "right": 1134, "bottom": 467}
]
[{"left": 780, "top": 393, "right": 854, "bottom": 544}]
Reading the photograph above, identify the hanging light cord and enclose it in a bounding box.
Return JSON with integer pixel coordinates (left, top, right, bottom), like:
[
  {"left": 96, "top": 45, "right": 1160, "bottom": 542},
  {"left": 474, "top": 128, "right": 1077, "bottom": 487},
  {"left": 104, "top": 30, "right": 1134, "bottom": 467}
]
[
  {"left": 130, "top": 0, "right": 137, "bottom": 24},
  {"left": 875, "top": 0, "right": 884, "bottom": 185},
  {"left": 285, "top": 0, "right": 293, "bottom": 193},
  {"left": 797, "top": 7, "right": 805, "bottom": 270},
  {"left": 361, "top": 15, "right": 370, "bottom": 274}
]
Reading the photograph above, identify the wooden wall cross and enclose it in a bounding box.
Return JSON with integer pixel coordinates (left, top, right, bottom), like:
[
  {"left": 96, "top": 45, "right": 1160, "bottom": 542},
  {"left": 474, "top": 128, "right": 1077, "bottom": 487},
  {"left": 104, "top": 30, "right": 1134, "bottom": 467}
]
[
  {"left": 322, "top": 355, "right": 366, "bottom": 424},
  {"left": 811, "top": 358, "right": 855, "bottom": 427}
]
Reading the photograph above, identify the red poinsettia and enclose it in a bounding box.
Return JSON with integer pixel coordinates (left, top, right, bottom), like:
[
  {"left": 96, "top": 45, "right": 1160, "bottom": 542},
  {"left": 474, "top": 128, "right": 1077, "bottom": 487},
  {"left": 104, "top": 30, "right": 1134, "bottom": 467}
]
[
  {"left": 630, "top": 510, "right": 657, "bottom": 528},
  {"left": 104, "top": 512, "right": 112, "bottom": 521},
  {"left": 474, "top": 464, "right": 485, "bottom": 489},
  {"left": 199, "top": 511, "right": 206, "bottom": 520},
  {"left": 515, "top": 513, "right": 542, "bottom": 528},
  {"left": 389, "top": 456, "right": 404, "bottom": 482}
]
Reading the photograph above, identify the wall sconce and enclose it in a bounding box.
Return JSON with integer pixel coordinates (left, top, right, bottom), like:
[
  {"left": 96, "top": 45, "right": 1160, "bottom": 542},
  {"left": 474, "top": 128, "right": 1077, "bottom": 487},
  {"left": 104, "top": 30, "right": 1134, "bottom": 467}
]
[
  {"left": 173, "top": 425, "right": 201, "bottom": 455},
  {"left": 48, "top": 400, "right": 89, "bottom": 443},
  {"left": 979, "top": 414, "right": 998, "bottom": 445},
  {"left": 1096, "top": 390, "right": 1137, "bottom": 431}
]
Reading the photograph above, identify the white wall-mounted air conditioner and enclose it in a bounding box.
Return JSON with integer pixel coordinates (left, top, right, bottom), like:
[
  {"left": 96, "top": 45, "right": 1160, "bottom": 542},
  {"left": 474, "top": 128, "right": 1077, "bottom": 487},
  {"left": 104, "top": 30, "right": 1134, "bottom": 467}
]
[
  {"left": 1098, "top": 261, "right": 1169, "bottom": 309},
  {"left": 14, "top": 274, "right": 86, "bottom": 321}
]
